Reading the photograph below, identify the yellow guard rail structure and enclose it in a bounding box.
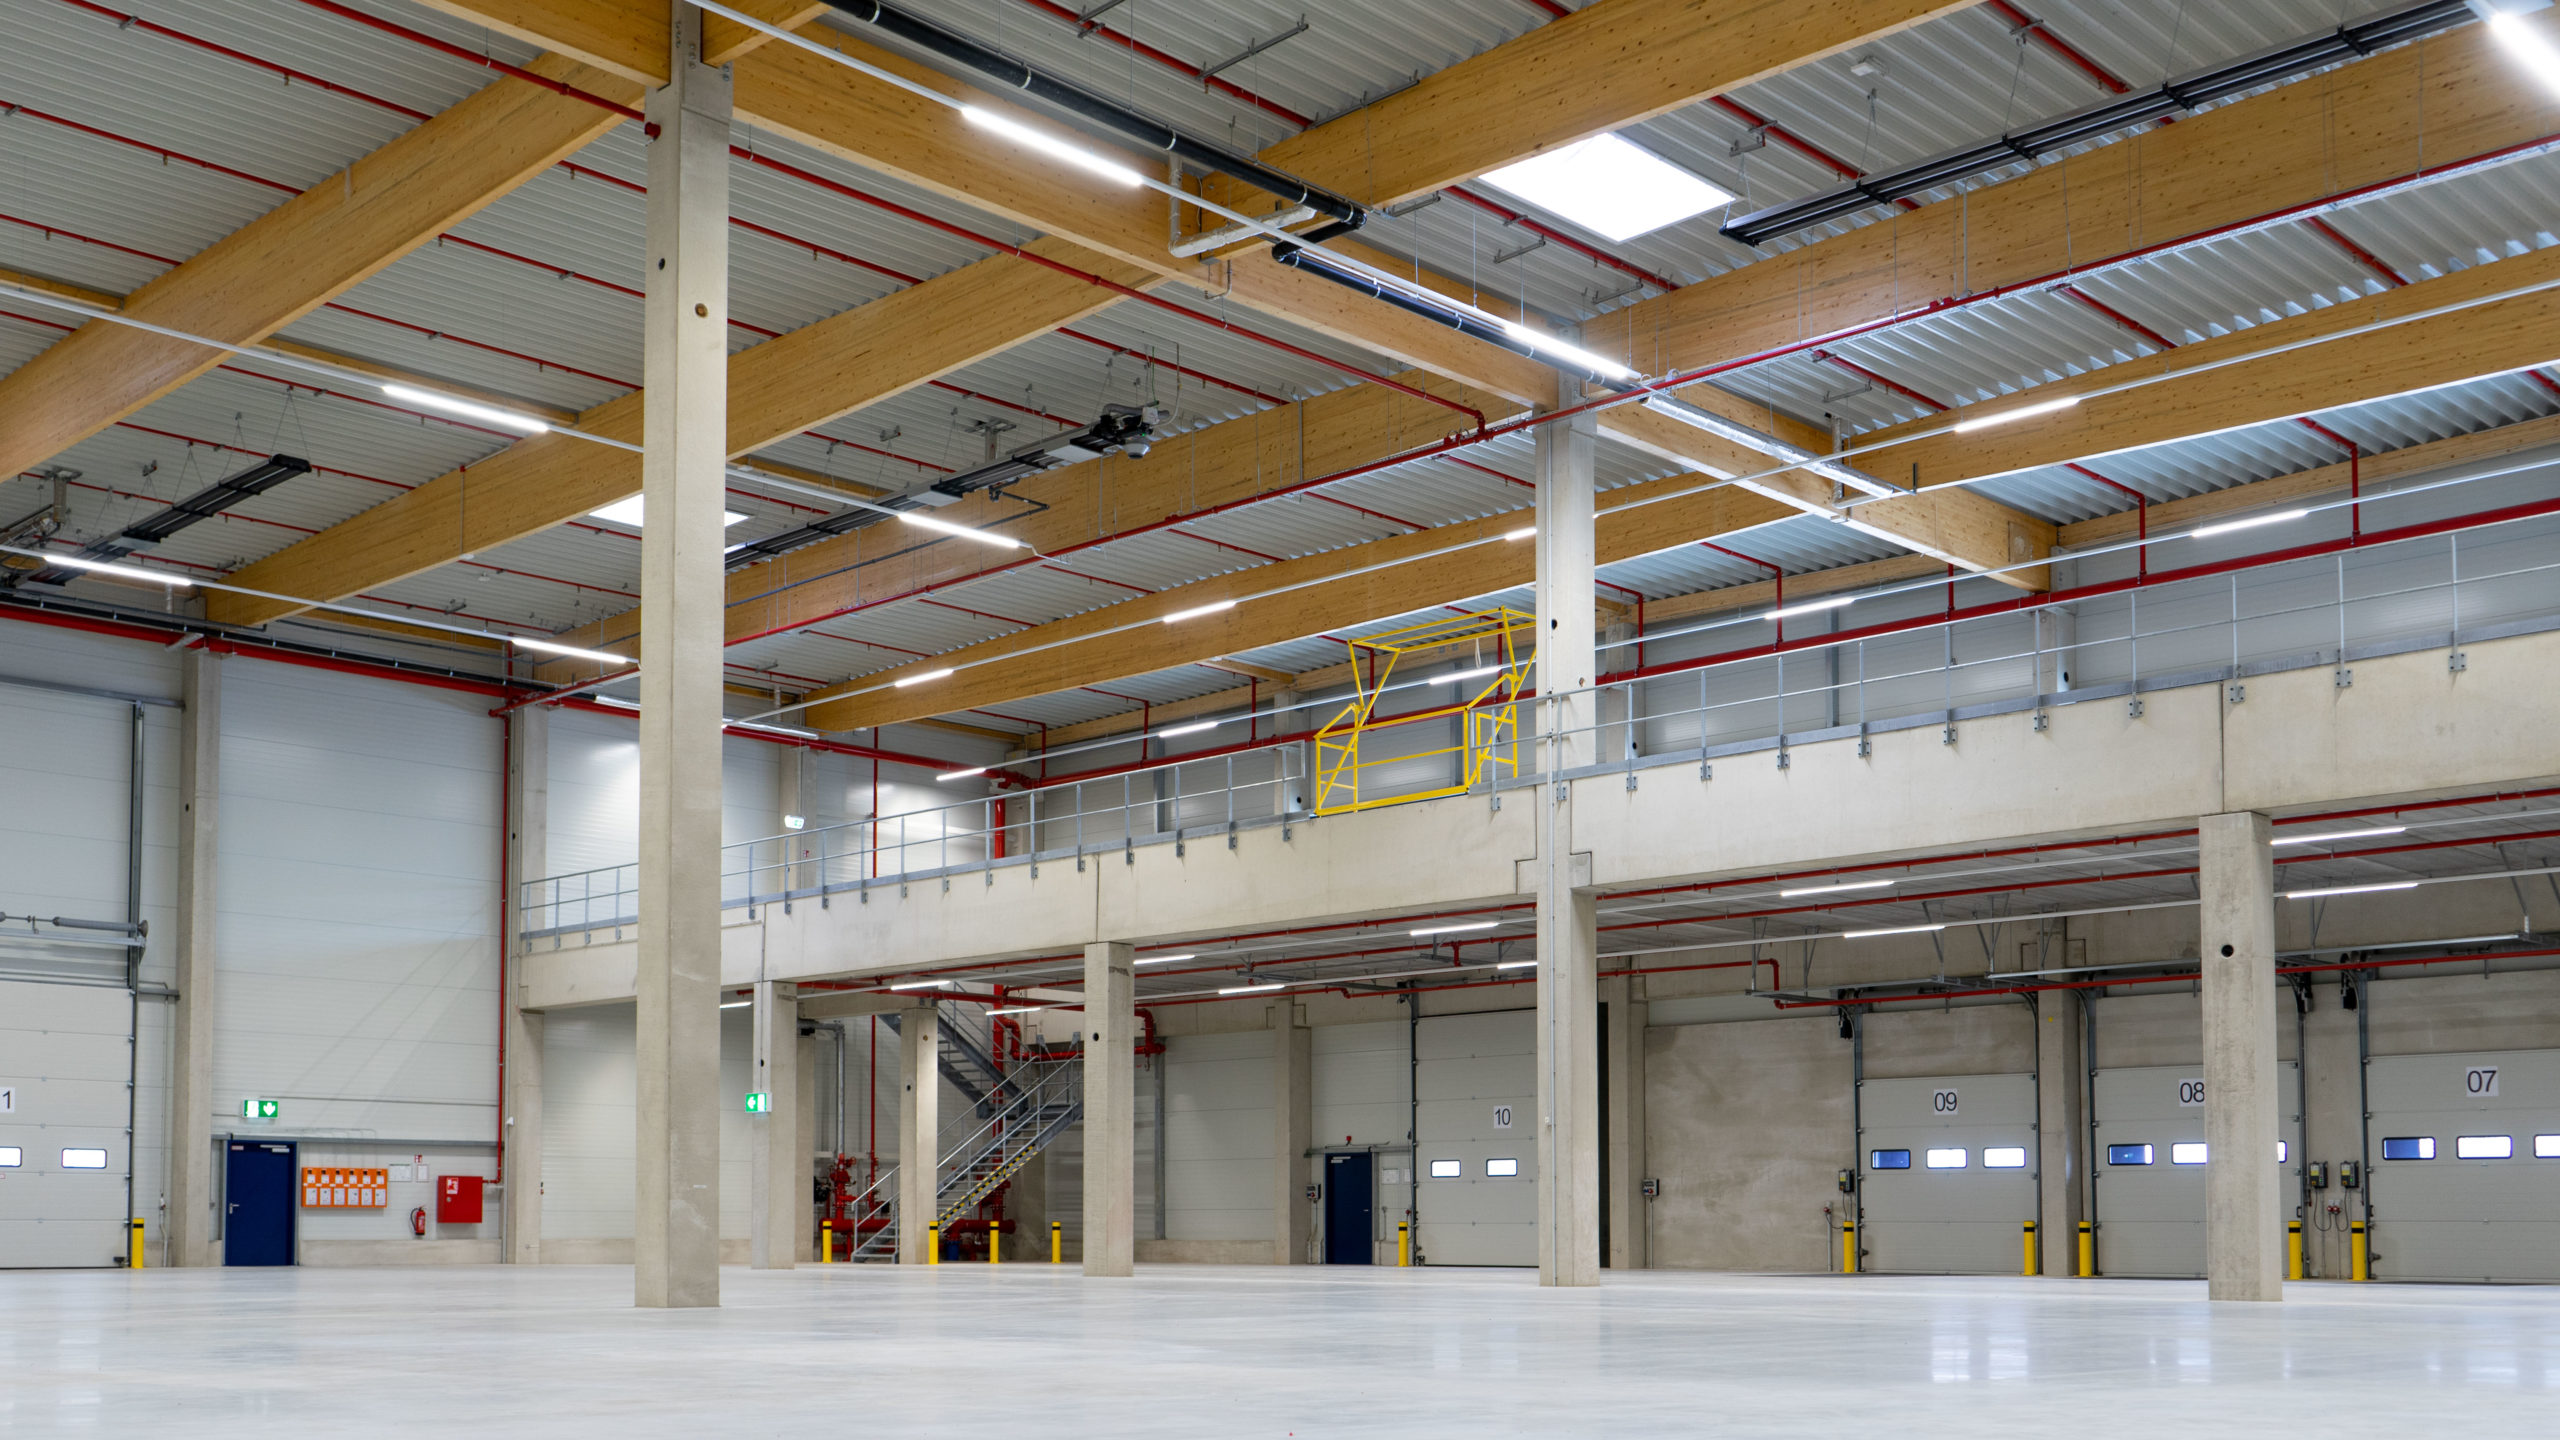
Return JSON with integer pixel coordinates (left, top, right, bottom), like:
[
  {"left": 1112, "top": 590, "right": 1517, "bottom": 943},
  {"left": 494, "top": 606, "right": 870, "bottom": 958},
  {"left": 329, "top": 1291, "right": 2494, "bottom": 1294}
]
[{"left": 1312, "top": 607, "right": 1536, "bottom": 816}]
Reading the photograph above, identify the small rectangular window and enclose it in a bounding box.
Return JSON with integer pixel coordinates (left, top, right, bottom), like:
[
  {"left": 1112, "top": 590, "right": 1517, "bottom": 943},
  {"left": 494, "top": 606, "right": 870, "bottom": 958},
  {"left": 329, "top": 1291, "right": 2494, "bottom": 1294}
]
[
  {"left": 2537, "top": 1135, "right": 2560, "bottom": 1159},
  {"left": 2278, "top": 1141, "right": 2289, "bottom": 1163},
  {"left": 1982, "top": 1147, "right": 2027, "bottom": 1169},
  {"left": 0, "top": 1147, "right": 19, "bottom": 1167},
  {"left": 2107, "top": 1144, "right": 2154, "bottom": 1166},
  {"left": 1924, "top": 1148, "right": 1967, "bottom": 1170},
  {"left": 2171, "top": 1143, "right": 2208, "bottom": 1165},
  {"left": 61, "top": 1148, "right": 108, "bottom": 1170},
  {"left": 1869, "top": 1149, "right": 1911, "bottom": 1170},
  {"left": 2455, "top": 1135, "right": 2513, "bottom": 1160},
  {"left": 2380, "top": 1136, "right": 2436, "bottom": 1161},
  {"left": 1485, "top": 1158, "right": 1519, "bottom": 1177},
  {"left": 1428, "top": 1159, "right": 1461, "bottom": 1179}
]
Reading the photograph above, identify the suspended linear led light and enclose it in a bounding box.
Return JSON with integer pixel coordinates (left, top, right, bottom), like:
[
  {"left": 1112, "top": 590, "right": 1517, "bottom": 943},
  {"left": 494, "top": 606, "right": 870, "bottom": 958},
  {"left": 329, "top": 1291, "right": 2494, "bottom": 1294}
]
[
  {"left": 894, "top": 668, "right": 955, "bottom": 688},
  {"left": 2285, "top": 881, "right": 2421, "bottom": 900},
  {"left": 731, "top": 720, "right": 819, "bottom": 739},
  {"left": 1779, "top": 878, "right": 1894, "bottom": 898},
  {"left": 1497, "top": 320, "right": 1637, "bottom": 384},
  {"left": 1133, "top": 954, "right": 1195, "bottom": 965},
  {"left": 2190, "top": 508, "right": 2309, "bottom": 540},
  {"left": 888, "top": 979, "right": 955, "bottom": 990},
  {"left": 513, "top": 635, "right": 631, "bottom": 666},
  {"left": 718, "top": 999, "right": 752, "bottom": 1009},
  {"left": 1157, "top": 719, "right": 1219, "bottom": 738},
  {"left": 41, "top": 553, "right": 192, "bottom": 588},
  {"left": 1443, "top": 665, "right": 1505, "bottom": 684},
  {"left": 1218, "top": 981, "right": 1287, "bottom": 995},
  {"left": 1412, "top": 920, "right": 1499, "bottom": 937},
  {"left": 987, "top": 1005, "right": 1050, "bottom": 1016},
  {"left": 1764, "top": 595, "right": 1853, "bottom": 622},
  {"left": 961, "top": 105, "right": 1145, "bottom": 186},
  {"left": 2271, "top": 825, "right": 2407, "bottom": 846},
  {"left": 936, "top": 767, "right": 988, "bottom": 782},
  {"left": 382, "top": 383, "right": 551, "bottom": 434},
  {"left": 1638, "top": 393, "right": 1899, "bottom": 498},
  {"left": 2485, "top": 7, "right": 2560, "bottom": 97},
  {"left": 1162, "top": 599, "right": 1236, "bottom": 624},
  {"left": 1843, "top": 923, "right": 1947, "bottom": 939},
  {"left": 899, "top": 511, "right": 1026, "bottom": 548},
  {"left": 1503, "top": 526, "right": 1537, "bottom": 541},
  {"left": 587, "top": 495, "right": 746, "bottom": 528},
  {"left": 1950, "top": 395, "right": 2081, "bottom": 433},
  {"left": 1495, "top": 959, "right": 1538, "bottom": 971}
]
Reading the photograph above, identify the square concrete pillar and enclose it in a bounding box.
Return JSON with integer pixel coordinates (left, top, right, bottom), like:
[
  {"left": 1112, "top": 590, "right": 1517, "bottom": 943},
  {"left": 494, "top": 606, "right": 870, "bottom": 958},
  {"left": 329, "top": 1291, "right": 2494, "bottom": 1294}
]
[
  {"left": 2035, "top": 987, "right": 2085, "bottom": 1276},
  {"left": 631, "top": 3, "right": 729, "bottom": 1311},
  {"left": 167, "top": 647, "right": 219, "bottom": 1268},
  {"left": 1082, "top": 942, "right": 1136, "bottom": 1276},
  {"left": 1536, "top": 882, "right": 1602, "bottom": 1287},
  {"left": 2200, "top": 810, "right": 2284, "bottom": 1301},
  {"left": 1271, "top": 1001, "right": 1311, "bottom": 1265},
  {"left": 796, "top": 1028, "right": 818, "bottom": 1263},
  {"left": 896, "top": 1003, "right": 939, "bottom": 1264},
  {"left": 749, "top": 981, "right": 799, "bottom": 1269},
  {"left": 1533, "top": 374, "right": 1598, "bottom": 773},
  {"left": 1602, "top": 977, "right": 1647, "bottom": 1270},
  {"left": 501, "top": 702, "right": 547, "bottom": 1265}
]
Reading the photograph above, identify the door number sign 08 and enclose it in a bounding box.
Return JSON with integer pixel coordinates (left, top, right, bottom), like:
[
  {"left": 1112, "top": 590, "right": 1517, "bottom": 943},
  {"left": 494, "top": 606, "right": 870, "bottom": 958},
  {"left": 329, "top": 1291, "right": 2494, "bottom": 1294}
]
[
  {"left": 1931, "top": 1089, "right": 1959, "bottom": 1115},
  {"left": 2179, "top": 1079, "right": 2206, "bottom": 1107}
]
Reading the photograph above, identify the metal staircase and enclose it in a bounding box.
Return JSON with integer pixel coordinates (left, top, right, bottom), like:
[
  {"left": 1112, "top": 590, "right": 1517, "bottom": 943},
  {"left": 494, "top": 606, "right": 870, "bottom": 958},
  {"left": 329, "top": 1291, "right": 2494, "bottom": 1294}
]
[{"left": 845, "top": 1005, "right": 1082, "bottom": 1261}]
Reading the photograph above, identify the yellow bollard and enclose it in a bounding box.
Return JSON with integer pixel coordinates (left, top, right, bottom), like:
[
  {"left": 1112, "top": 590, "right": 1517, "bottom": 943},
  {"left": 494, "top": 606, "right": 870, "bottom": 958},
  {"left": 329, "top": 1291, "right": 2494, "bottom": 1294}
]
[
  {"left": 2022, "top": 1221, "right": 2036, "bottom": 1276},
  {"left": 130, "top": 1218, "right": 144, "bottom": 1270},
  {"left": 1840, "top": 1220, "right": 1857, "bottom": 1274},
  {"left": 2077, "top": 1220, "right": 2095, "bottom": 1278},
  {"left": 2287, "top": 1220, "right": 2304, "bottom": 1281},
  {"left": 1398, "top": 1221, "right": 1410, "bottom": 1267},
  {"left": 2351, "top": 1221, "right": 2369, "bottom": 1281},
  {"left": 990, "top": 1222, "right": 1000, "bottom": 1266},
  {"left": 821, "top": 1221, "right": 833, "bottom": 1265},
  {"left": 927, "top": 1223, "right": 939, "bottom": 1265},
  {"left": 1051, "top": 1221, "right": 1062, "bottom": 1264}
]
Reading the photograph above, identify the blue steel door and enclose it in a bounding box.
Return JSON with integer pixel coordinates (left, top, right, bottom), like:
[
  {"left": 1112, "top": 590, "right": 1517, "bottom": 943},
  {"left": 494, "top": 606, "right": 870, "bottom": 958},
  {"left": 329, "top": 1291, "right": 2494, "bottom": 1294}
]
[
  {"left": 1324, "top": 1151, "right": 1374, "bottom": 1264},
  {"left": 224, "top": 1142, "right": 296, "bottom": 1266}
]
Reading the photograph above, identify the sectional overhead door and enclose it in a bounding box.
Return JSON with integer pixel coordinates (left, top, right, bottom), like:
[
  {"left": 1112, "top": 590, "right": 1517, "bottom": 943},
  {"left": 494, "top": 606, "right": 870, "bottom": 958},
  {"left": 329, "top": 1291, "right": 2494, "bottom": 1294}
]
[
  {"left": 2090, "top": 1063, "right": 2304, "bottom": 1278},
  {"left": 1857, "top": 1073, "right": 2037, "bottom": 1274},
  {"left": 1414, "top": 1010, "right": 1535, "bottom": 1266},
  {"left": 0, "top": 980, "right": 132, "bottom": 1268},
  {"left": 2367, "top": 1048, "right": 2560, "bottom": 1282}
]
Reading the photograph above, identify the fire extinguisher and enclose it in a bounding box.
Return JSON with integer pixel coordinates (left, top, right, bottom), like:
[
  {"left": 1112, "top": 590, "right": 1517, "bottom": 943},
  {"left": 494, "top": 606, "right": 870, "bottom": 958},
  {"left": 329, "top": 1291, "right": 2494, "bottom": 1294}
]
[{"left": 409, "top": 1206, "right": 428, "bottom": 1238}]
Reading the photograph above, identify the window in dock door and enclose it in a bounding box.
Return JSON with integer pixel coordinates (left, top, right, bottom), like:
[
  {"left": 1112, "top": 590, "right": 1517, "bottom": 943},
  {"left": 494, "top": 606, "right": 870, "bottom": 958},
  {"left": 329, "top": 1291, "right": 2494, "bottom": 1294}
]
[{"left": 2382, "top": 1137, "right": 2436, "bottom": 1161}]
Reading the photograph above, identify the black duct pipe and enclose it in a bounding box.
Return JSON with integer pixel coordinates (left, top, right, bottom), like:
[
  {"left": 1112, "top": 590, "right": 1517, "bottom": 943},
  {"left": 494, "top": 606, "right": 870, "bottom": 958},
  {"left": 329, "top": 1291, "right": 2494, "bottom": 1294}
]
[
  {"left": 821, "top": 0, "right": 1364, "bottom": 226},
  {"left": 1720, "top": 0, "right": 2478, "bottom": 248}
]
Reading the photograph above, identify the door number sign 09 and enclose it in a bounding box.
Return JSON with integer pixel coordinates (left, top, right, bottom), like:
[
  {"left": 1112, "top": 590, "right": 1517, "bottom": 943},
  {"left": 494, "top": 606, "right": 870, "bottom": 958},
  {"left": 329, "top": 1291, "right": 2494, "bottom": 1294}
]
[{"left": 1931, "top": 1090, "right": 1959, "bottom": 1115}]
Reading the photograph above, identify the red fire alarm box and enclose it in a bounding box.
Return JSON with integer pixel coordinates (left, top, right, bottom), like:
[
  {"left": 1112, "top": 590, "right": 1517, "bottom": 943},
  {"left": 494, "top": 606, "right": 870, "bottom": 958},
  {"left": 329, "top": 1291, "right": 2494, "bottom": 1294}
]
[{"left": 436, "top": 1174, "right": 484, "bottom": 1224}]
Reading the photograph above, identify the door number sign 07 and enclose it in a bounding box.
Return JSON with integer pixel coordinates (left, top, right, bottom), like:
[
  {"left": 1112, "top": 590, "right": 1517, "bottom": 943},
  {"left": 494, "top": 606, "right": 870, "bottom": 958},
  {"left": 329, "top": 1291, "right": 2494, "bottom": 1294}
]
[{"left": 2467, "top": 1067, "right": 2500, "bottom": 1097}]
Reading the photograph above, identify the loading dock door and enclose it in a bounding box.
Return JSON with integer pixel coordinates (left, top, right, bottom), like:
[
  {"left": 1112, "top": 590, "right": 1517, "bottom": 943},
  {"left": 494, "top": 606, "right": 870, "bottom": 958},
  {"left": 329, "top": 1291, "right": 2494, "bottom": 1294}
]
[
  {"left": 1414, "top": 1010, "right": 1535, "bottom": 1266},
  {"left": 2091, "top": 1063, "right": 2302, "bottom": 1279},
  {"left": 1857, "top": 1073, "right": 2036, "bottom": 1274},
  {"left": 2367, "top": 1048, "right": 2560, "bottom": 1282},
  {"left": 0, "top": 980, "right": 132, "bottom": 1269}
]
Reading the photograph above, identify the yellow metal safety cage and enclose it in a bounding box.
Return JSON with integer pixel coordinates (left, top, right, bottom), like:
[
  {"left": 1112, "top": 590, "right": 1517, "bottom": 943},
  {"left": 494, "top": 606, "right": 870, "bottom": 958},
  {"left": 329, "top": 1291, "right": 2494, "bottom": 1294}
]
[{"left": 1311, "top": 607, "right": 1536, "bottom": 815}]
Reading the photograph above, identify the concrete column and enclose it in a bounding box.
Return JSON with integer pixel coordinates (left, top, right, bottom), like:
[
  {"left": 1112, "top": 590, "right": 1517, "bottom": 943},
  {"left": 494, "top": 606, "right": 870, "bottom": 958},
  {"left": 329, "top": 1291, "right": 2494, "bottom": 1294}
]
[
  {"left": 632, "top": 2, "right": 729, "bottom": 1311},
  {"left": 2035, "top": 987, "right": 2085, "bottom": 1276},
  {"left": 1534, "top": 373, "right": 1602, "bottom": 1288},
  {"left": 1082, "top": 941, "right": 1136, "bottom": 1276},
  {"left": 2199, "top": 810, "right": 2284, "bottom": 1301},
  {"left": 1271, "top": 1001, "right": 1311, "bottom": 1265},
  {"left": 749, "top": 980, "right": 799, "bottom": 1269},
  {"left": 1602, "top": 977, "right": 1647, "bottom": 1270},
  {"left": 167, "top": 648, "right": 219, "bottom": 1268},
  {"left": 775, "top": 743, "right": 807, "bottom": 893},
  {"left": 896, "top": 1003, "right": 939, "bottom": 1264},
  {"left": 795, "top": 1028, "right": 818, "bottom": 1263},
  {"left": 502, "top": 702, "right": 547, "bottom": 1265}
]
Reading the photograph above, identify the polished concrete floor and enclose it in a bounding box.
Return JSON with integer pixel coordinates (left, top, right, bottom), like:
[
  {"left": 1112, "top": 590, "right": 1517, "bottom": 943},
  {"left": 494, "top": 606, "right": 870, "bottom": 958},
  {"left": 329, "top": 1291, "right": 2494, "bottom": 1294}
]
[{"left": 4, "top": 1263, "right": 2556, "bottom": 1435}]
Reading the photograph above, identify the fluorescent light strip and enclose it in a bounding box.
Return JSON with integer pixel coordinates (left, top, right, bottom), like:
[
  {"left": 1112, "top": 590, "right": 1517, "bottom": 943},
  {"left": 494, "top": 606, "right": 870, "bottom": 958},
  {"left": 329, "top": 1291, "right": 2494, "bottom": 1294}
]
[
  {"left": 1498, "top": 320, "right": 1636, "bottom": 383},
  {"left": 2271, "top": 825, "right": 2407, "bottom": 846},
  {"left": 1219, "top": 982, "right": 1287, "bottom": 995},
  {"left": 2285, "top": 881, "right": 2421, "bottom": 899},
  {"left": 1950, "top": 395, "right": 2081, "bottom": 433},
  {"left": 39, "top": 553, "right": 192, "bottom": 588},
  {"left": 888, "top": 979, "right": 955, "bottom": 991},
  {"left": 1162, "top": 599, "right": 1236, "bottom": 624},
  {"left": 1133, "top": 954, "right": 1195, "bottom": 965},
  {"left": 899, "top": 511, "right": 1025, "bottom": 549},
  {"left": 1443, "top": 665, "right": 1505, "bottom": 684},
  {"left": 513, "top": 635, "right": 631, "bottom": 666},
  {"left": 1765, "top": 596, "right": 1852, "bottom": 622},
  {"left": 2190, "top": 508, "right": 2308, "bottom": 540},
  {"left": 718, "top": 1000, "right": 752, "bottom": 1009},
  {"left": 1494, "top": 959, "right": 1538, "bottom": 971},
  {"left": 1503, "top": 526, "right": 1537, "bottom": 541},
  {"left": 382, "top": 383, "right": 551, "bottom": 434},
  {"left": 1412, "top": 921, "right": 1500, "bottom": 937},
  {"left": 1157, "top": 719, "right": 1219, "bottom": 738},
  {"left": 1638, "top": 394, "right": 1900, "bottom": 499},
  {"left": 1843, "top": 923, "right": 1948, "bottom": 939},
  {"left": 936, "top": 767, "right": 988, "bottom": 783},
  {"left": 1778, "top": 879, "right": 1895, "bottom": 899},
  {"left": 893, "top": 668, "right": 954, "bottom": 688},
  {"left": 2488, "top": 10, "right": 2560, "bottom": 98},
  {"left": 987, "top": 1005, "right": 1049, "bottom": 1016},
  {"left": 960, "top": 105, "right": 1146, "bottom": 186}
]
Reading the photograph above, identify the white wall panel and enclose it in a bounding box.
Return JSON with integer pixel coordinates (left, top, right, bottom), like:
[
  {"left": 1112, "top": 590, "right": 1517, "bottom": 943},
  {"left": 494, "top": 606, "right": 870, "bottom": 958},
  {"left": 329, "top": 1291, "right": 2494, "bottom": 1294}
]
[
  {"left": 1312, "top": 1020, "right": 1413, "bottom": 1263},
  {"left": 540, "top": 1003, "right": 635, "bottom": 1242},
  {"left": 1160, "top": 1029, "right": 1273, "bottom": 1243}
]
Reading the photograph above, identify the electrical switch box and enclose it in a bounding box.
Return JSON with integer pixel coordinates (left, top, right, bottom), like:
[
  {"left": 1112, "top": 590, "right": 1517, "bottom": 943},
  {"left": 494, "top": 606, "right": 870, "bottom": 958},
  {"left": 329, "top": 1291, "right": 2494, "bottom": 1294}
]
[
  {"left": 436, "top": 1174, "right": 485, "bottom": 1224},
  {"left": 1640, "top": 1178, "right": 1661, "bottom": 1199},
  {"left": 2307, "top": 1161, "right": 2328, "bottom": 1189},
  {"left": 2337, "top": 1160, "right": 2360, "bottom": 1190},
  {"left": 1837, "top": 1168, "right": 1857, "bottom": 1194}
]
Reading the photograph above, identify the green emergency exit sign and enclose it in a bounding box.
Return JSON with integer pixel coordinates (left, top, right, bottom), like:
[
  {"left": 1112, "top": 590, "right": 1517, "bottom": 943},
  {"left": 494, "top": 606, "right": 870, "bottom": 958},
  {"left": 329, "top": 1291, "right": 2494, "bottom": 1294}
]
[
  {"left": 241, "top": 1099, "right": 280, "bottom": 1120},
  {"left": 744, "top": 1092, "right": 771, "bottom": 1114}
]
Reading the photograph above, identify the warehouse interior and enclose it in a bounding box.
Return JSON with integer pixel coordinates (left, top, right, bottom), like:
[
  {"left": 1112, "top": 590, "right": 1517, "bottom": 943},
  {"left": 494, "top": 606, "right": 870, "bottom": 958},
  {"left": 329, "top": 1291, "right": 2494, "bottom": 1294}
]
[{"left": 5, "top": 0, "right": 2560, "bottom": 1430}]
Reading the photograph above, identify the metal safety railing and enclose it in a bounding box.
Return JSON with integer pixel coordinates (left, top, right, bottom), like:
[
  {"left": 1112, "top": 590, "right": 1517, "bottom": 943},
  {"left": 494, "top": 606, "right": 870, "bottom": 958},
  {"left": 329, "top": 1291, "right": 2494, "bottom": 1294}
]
[{"left": 520, "top": 511, "right": 2560, "bottom": 938}]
